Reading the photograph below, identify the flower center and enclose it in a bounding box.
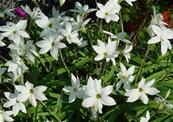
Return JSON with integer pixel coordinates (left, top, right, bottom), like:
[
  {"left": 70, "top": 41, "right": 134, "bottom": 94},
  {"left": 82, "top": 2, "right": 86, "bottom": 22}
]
[
  {"left": 103, "top": 52, "right": 107, "bottom": 57},
  {"left": 121, "top": 75, "right": 126, "bottom": 80},
  {"left": 48, "top": 23, "right": 52, "bottom": 28},
  {"left": 30, "top": 89, "right": 33, "bottom": 94},
  {"left": 105, "top": 12, "right": 109, "bottom": 16},
  {"left": 67, "top": 35, "right": 71, "bottom": 40},
  {"left": 96, "top": 94, "right": 101, "bottom": 99},
  {"left": 139, "top": 87, "right": 144, "bottom": 92},
  {"left": 13, "top": 30, "right": 16, "bottom": 34}
]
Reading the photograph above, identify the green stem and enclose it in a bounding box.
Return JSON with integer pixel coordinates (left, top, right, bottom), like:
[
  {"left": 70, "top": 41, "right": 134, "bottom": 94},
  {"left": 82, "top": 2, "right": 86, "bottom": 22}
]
[
  {"left": 135, "top": 45, "right": 150, "bottom": 82},
  {"left": 33, "top": 103, "right": 39, "bottom": 122},
  {"left": 59, "top": 50, "right": 70, "bottom": 74},
  {"left": 119, "top": 12, "right": 124, "bottom": 32},
  {"left": 40, "top": 101, "right": 61, "bottom": 122}
]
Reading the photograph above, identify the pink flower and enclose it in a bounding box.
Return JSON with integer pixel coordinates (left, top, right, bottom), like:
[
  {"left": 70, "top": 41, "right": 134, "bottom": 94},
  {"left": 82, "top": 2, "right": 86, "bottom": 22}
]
[{"left": 15, "top": 7, "right": 27, "bottom": 17}]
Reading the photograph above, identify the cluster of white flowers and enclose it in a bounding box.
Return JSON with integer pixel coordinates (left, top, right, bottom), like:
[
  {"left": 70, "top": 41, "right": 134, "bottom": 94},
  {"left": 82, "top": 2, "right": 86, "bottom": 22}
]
[
  {"left": 96, "top": 0, "right": 137, "bottom": 23},
  {"left": 63, "top": 74, "right": 116, "bottom": 119},
  {"left": 0, "top": 0, "right": 172, "bottom": 121},
  {"left": 0, "top": 81, "right": 47, "bottom": 121},
  {"left": 147, "top": 7, "right": 173, "bottom": 55}
]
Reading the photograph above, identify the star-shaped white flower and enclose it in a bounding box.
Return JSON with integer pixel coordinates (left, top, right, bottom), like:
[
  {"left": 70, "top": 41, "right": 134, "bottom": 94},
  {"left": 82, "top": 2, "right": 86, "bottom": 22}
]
[
  {"left": 22, "top": 5, "right": 44, "bottom": 20},
  {"left": 5, "top": 55, "right": 28, "bottom": 80},
  {"left": 61, "top": 22, "right": 81, "bottom": 45},
  {"left": 36, "top": 33, "right": 66, "bottom": 60},
  {"left": 124, "top": 0, "right": 137, "bottom": 6},
  {"left": 82, "top": 77, "right": 116, "bottom": 113},
  {"left": 71, "top": 2, "right": 96, "bottom": 15},
  {"left": 116, "top": 63, "right": 135, "bottom": 91},
  {"left": 125, "top": 78, "right": 160, "bottom": 104},
  {"left": 147, "top": 25, "right": 173, "bottom": 55},
  {"left": 8, "top": 40, "right": 39, "bottom": 63},
  {"left": 122, "top": 45, "right": 133, "bottom": 63},
  {"left": 0, "top": 110, "right": 13, "bottom": 122},
  {"left": 96, "top": 0, "right": 121, "bottom": 23},
  {"left": 35, "top": 15, "right": 56, "bottom": 30},
  {"left": 92, "top": 38, "right": 118, "bottom": 65},
  {"left": 0, "top": 20, "right": 30, "bottom": 45},
  {"left": 63, "top": 74, "right": 84, "bottom": 103},
  {"left": 3, "top": 91, "right": 26, "bottom": 116},
  {"left": 140, "top": 111, "right": 150, "bottom": 122},
  {"left": 15, "top": 81, "right": 47, "bottom": 107},
  {"left": 103, "top": 30, "right": 131, "bottom": 43}
]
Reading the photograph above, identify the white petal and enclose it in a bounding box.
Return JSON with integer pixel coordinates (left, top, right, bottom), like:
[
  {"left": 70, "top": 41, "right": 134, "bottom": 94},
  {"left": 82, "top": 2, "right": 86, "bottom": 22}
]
[
  {"left": 140, "top": 93, "right": 148, "bottom": 104},
  {"left": 164, "top": 28, "right": 173, "bottom": 39},
  {"left": 116, "top": 80, "right": 123, "bottom": 91},
  {"left": 19, "top": 103, "right": 26, "bottom": 113},
  {"left": 138, "top": 78, "right": 145, "bottom": 88},
  {"left": 3, "top": 100, "right": 15, "bottom": 108},
  {"left": 127, "top": 65, "right": 135, "bottom": 75},
  {"left": 101, "top": 96, "right": 116, "bottom": 106},
  {"left": 82, "top": 97, "right": 96, "bottom": 108},
  {"left": 95, "top": 101, "right": 103, "bottom": 113},
  {"left": 17, "top": 93, "right": 29, "bottom": 102},
  {"left": 125, "top": 89, "right": 140, "bottom": 102},
  {"left": 29, "top": 94, "right": 37, "bottom": 107},
  {"left": 161, "top": 40, "right": 168, "bottom": 55},
  {"left": 50, "top": 48, "right": 58, "bottom": 60},
  {"left": 147, "top": 36, "right": 160, "bottom": 44},
  {"left": 101, "top": 86, "right": 113, "bottom": 96},
  {"left": 145, "top": 88, "right": 160, "bottom": 95},
  {"left": 94, "top": 55, "right": 104, "bottom": 61},
  {"left": 151, "top": 25, "right": 162, "bottom": 35},
  {"left": 15, "top": 85, "right": 27, "bottom": 93},
  {"left": 120, "top": 63, "right": 127, "bottom": 72},
  {"left": 63, "top": 86, "right": 74, "bottom": 93},
  {"left": 18, "top": 31, "right": 30, "bottom": 38},
  {"left": 68, "top": 93, "right": 76, "bottom": 103},
  {"left": 16, "top": 20, "right": 27, "bottom": 30},
  {"left": 12, "top": 104, "right": 20, "bottom": 116},
  {"left": 145, "top": 79, "right": 155, "bottom": 88}
]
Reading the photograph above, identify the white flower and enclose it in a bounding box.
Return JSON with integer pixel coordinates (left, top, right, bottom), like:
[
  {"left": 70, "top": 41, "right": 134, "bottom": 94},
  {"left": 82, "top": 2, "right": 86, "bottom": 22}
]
[
  {"left": 0, "top": 110, "right": 13, "bottom": 122},
  {"left": 125, "top": 78, "right": 160, "bottom": 104},
  {"left": 150, "top": 7, "right": 166, "bottom": 27},
  {"left": 116, "top": 63, "right": 135, "bottom": 91},
  {"left": 124, "top": 0, "right": 137, "bottom": 6},
  {"left": 61, "top": 22, "right": 81, "bottom": 45},
  {"left": 15, "top": 81, "right": 47, "bottom": 107},
  {"left": 0, "top": 20, "right": 30, "bottom": 45},
  {"left": 63, "top": 74, "right": 84, "bottom": 103},
  {"left": 35, "top": 15, "right": 55, "bottom": 30},
  {"left": 72, "top": 15, "right": 91, "bottom": 32},
  {"left": 103, "top": 30, "right": 131, "bottom": 43},
  {"left": 8, "top": 40, "right": 39, "bottom": 63},
  {"left": 3, "top": 91, "right": 26, "bottom": 116},
  {"left": 147, "top": 25, "right": 173, "bottom": 55},
  {"left": 36, "top": 33, "right": 66, "bottom": 60},
  {"left": 22, "top": 5, "right": 44, "bottom": 20},
  {"left": 140, "top": 111, "right": 150, "bottom": 122},
  {"left": 5, "top": 55, "right": 28, "bottom": 80},
  {"left": 122, "top": 45, "right": 133, "bottom": 63},
  {"left": 82, "top": 77, "right": 116, "bottom": 114},
  {"left": 96, "top": 0, "right": 121, "bottom": 23},
  {"left": 71, "top": 2, "right": 96, "bottom": 15},
  {"left": 92, "top": 38, "right": 118, "bottom": 65}
]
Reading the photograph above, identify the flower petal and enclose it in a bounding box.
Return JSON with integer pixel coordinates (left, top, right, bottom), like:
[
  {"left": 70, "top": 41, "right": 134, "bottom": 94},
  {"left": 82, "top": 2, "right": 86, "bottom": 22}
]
[
  {"left": 82, "top": 97, "right": 96, "bottom": 108},
  {"left": 101, "top": 96, "right": 116, "bottom": 106}
]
